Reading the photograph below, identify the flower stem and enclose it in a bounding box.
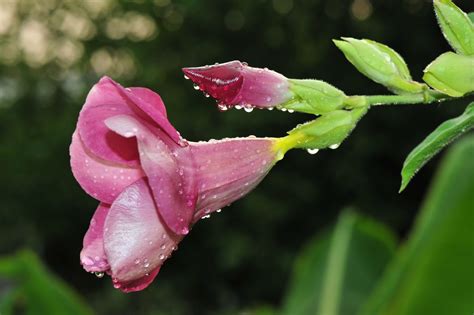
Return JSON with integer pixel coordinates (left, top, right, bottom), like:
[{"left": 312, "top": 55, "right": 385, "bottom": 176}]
[{"left": 345, "top": 89, "right": 449, "bottom": 108}]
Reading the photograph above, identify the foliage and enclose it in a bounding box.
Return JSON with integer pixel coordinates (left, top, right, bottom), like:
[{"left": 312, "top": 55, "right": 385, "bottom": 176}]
[
  {"left": 247, "top": 134, "right": 474, "bottom": 315},
  {"left": 400, "top": 102, "right": 474, "bottom": 191},
  {"left": 0, "top": 250, "right": 93, "bottom": 315}
]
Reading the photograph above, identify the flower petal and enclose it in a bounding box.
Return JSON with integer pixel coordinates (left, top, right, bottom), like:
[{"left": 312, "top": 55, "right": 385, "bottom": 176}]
[
  {"left": 77, "top": 77, "right": 182, "bottom": 167},
  {"left": 127, "top": 87, "right": 167, "bottom": 117},
  {"left": 113, "top": 266, "right": 161, "bottom": 293},
  {"left": 70, "top": 131, "right": 145, "bottom": 203},
  {"left": 182, "top": 61, "right": 244, "bottom": 104},
  {"left": 80, "top": 203, "right": 110, "bottom": 273},
  {"left": 105, "top": 78, "right": 182, "bottom": 145},
  {"left": 190, "top": 137, "right": 277, "bottom": 220},
  {"left": 105, "top": 115, "right": 197, "bottom": 235},
  {"left": 183, "top": 61, "right": 291, "bottom": 108},
  {"left": 78, "top": 77, "right": 142, "bottom": 166},
  {"left": 239, "top": 66, "right": 291, "bottom": 107},
  {"left": 104, "top": 178, "right": 182, "bottom": 288}
]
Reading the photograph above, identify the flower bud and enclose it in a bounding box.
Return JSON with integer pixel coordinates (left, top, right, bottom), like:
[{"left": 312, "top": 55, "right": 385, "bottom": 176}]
[
  {"left": 423, "top": 52, "right": 474, "bottom": 97},
  {"left": 182, "top": 61, "right": 293, "bottom": 111},
  {"left": 286, "top": 108, "right": 367, "bottom": 150},
  {"left": 434, "top": 0, "right": 474, "bottom": 56},
  {"left": 285, "top": 79, "right": 347, "bottom": 115},
  {"left": 333, "top": 38, "right": 425, "bottom": 94}
]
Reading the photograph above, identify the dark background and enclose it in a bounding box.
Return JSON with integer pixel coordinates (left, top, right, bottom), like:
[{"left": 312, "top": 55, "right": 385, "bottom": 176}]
[{"left": 0, "top": 0, "right": 471, "bottom": 314}]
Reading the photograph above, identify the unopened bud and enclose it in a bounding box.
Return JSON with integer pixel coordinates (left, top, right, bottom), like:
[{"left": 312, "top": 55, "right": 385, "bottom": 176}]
[{"left": 423, "top": 52, "right": 474, "bottom": 97}]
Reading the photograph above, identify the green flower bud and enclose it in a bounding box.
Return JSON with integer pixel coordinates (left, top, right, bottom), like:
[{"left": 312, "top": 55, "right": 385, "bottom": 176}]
[
  {"left": 287, "top": 108, "right": 367, "bottom": 149},
  {"left": 423, "top": 52, "right": 474, "bottom": 97},
  {"left": 284, "top": 79, "right": 347, "bottom": 115},
  {"left": 333, "top": 37, "right": 425, "bottom": 94},
  {"left": 434, "top": 0, "right": 474, "bottom": 56}
]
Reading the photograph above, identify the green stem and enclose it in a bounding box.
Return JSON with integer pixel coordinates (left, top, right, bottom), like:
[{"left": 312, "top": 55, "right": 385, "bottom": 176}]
[{"left": 345, "top": 89, "right": 450, "bottom": 108}]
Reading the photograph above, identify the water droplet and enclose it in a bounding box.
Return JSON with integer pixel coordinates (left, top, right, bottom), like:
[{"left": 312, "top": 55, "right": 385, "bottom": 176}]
[
  {"left": 181, "top": 227, "right": 189, "bottom": 234},
  {"left": 266, "top": 96, "right": 272, "bottom": 102},
  {"left": 204, "top": 93, "right": 210, "bottom": 98},
  {"left": 235, "top": 105, "right": 242, "bottom": 110},
  {"left": 162, "top": 234, "right": 167, "bottom": 239},
  {"left": 184, "top": 74, "right": 189, "bottom": 80},
  {"left": 144, "top": 262, "right": 150, "bottom": 268},
  {"left": 329, "top": 143, "right": 340, "bottom": 149},
  {"left": 307, "top": 148, "right": 319, "bottom": 155},
  {"left": 94, "top": 272, "right": 105, "bottom": 278},
  {"left": 216, "top": 209, "right": 222, "bottom": 213},
  {"left": 280, "top": 107, "right": 287, "bottom": 112},
  {"left": 244, "top": 106, "right": 254, "bottom": 113},
  {"left": 161, "top": 244, "right": 166, "bottom": 250},
  {"left": 267, "top": 107, "right": 274, "bottom": 111},
  {"left": 159, "top": 254, "right": 165, "bottom": 260},
  {"left": 287, "top": 109, "right": 295, "bottom": 113},
  {"left": 202, "top": 214, "right": 211, "bottom": 219},
  {"left": 134, "top": 259, "right": 141, "bottom": 265},
  {"left": 193, "top": 84, "right": 200, "bottom": 90}
]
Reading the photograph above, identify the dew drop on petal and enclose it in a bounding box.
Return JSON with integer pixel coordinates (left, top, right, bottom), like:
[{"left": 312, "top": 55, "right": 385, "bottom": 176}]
[
  {"left": 216, "top": 209, "right": 222, "bottom": 213},
  {"left": 217, "top": 104, "right": 229, "bottom": 112},
  {"left": 184, "top": 74, "right": 189, "bottom": 80},
  {"left": 94, "top": 272, "right": 105, "bottom": 278},
  {"left": 329, "top": 143, "right": 340, "bottom": 149},
  {"left": 244, "top": 107, "right": 254, "bottom": 113},
  {"left": 287, "top": 109, "right": 295, "bottom": 113},
  {"left": 307, "top": 148, "right": 319, "bottom": 155},
  {"left": 193, "top": 84, "right": 200, "bottom": 90}
]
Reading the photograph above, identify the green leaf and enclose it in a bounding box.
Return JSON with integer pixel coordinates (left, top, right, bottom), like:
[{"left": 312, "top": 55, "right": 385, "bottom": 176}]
[
  {"left": 0, "top": 250, "right": 94, "bottom": 315},
  {"left": 360, "top": 135, "right": 474, "bottom": 315},
  {"left": 400, "top": 102, "right": 474, "bottom": 191},
  {"left": 281, "top": 211, "right": 397, "bottom": 315},
  {"left": 434, "top": 0, "right": 474, "bottom": 56}
]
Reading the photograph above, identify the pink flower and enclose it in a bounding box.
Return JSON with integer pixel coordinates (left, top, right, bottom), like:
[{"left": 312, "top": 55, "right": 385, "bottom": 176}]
[
  {"left": 182, "top": 61, "right": 293, "bottom": 111},
  {"left": 70, "top": 77, "right": 280, "bottom": 292}
]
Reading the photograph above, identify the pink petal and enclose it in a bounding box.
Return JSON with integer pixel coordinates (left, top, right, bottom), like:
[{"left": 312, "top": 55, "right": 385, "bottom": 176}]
[
  {"left": 104, "top": 178, "right": 182, "bottom": 289},
  {"left": 182, "top": 61, "right": 244, "bottom": 104},
  {"left": 78, "top": 77, "right": 142, "bottom": 166},
  {"left": 182, "top": 61, "right": 291, "bottom": 108},
  {"left": 128, "top": 87, "right": 167, "bottom": 117},
  {"left": 105, "top": 78, "right": 182, "bottom": 145},
  {"left": 239, "top": 66, "right": 291, "bottom": 107},
  {"left": 113, "top": 266, "right": 161, "bottom": 293},
  {"left": 190, "top": 137, "right": 277, "bottom": 220},
  {"left": 80, "top": 203, "right": 110, "bottom": 273},
  {"left": 70, "top": 131, "right": 145, "bottom": 203},
  {"left": 105, "top": 115, "right": 197, "bottom": 235},
  {"left": 77, "top": 77, "right": 182, "bottom": 167}
]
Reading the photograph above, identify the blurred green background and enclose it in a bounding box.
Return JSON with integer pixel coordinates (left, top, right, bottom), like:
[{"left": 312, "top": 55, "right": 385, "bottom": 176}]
[{"left": 0, "top": 0, "right": 472, "bottom": 314}]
